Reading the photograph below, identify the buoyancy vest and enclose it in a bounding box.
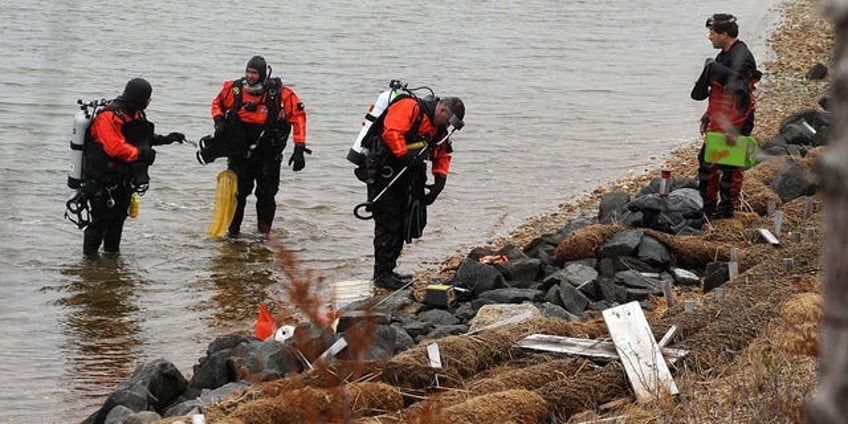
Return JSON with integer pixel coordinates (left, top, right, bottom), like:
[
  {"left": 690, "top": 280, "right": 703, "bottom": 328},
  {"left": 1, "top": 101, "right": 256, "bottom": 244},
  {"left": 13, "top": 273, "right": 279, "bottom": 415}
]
[
  {"left": 84, "top": 103, "right": 154, "bottom": 188},
  {"left": 217, "top": 78, "right": 290, "bottom": 132},
  {"left": 220, "top": 78, "right": 293, "bottom": 152}
]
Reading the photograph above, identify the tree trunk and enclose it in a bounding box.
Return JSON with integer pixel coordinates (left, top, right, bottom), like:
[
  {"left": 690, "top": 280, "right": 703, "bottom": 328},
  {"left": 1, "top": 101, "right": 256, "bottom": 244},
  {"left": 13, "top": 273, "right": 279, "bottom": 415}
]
[{"left": 807, "top": 2, "right": 848, "bottom": 422}]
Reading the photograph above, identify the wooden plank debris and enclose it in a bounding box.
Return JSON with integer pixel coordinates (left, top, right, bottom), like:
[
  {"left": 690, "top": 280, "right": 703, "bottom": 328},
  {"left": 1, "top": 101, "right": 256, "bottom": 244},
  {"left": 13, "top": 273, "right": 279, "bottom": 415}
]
[
  {"left": 427, "top": 343, "right": 443, "bottom": 368},
  {"left": 515, "top": 334, "right": 688, "bottom": 364},
  {"left": 602, "top": 301, "right": 679, "bottom": 402},
  {"left": 657, "top": 324, "right": 677, "bottom": 348},
  {"left": 315, "top": 337, "right": 348, "bottom": 364},
  {"left": 759, "top": 228, "right": 780, "bottom": 246}
]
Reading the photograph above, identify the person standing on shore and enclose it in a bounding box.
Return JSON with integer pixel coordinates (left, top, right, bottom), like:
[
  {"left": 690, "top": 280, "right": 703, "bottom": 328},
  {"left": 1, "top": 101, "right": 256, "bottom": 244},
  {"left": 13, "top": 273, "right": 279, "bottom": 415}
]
[
  {"left": 691, "top": 13, "right": 761, "bottom": 219},
  {"left": 365, "top": 94, "right": 465, "bottom": 290},
  {"left": 210, "top": 56, "right": 309, "bottom": 237}
]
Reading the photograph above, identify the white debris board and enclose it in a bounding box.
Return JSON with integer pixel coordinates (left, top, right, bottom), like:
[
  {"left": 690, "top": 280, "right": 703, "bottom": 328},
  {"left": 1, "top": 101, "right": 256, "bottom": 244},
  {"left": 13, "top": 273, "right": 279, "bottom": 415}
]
[
  {"left": 515, "top": 334, "right": 688, "bottom": 364},
  {"left": 602, "top": 301, "right": 679, "bottom": 402},
  {"left": 758, "top": 228, "right": 780, "bottom": 246}
]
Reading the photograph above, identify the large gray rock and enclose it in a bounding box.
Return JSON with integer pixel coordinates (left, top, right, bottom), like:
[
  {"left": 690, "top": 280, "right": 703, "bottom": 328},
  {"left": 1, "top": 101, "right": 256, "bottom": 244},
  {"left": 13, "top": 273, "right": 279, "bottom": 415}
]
[
  {"left": 770, "top": 159, "right": 818, "bottom": 202},
  {"left": 599, "top": 192, "right": 632, "bottom": 224},
  {"left": 639, "top": 175, "right": 697, "bottom": 196},
  {"left": 418, "top": 325, "right": 469, "bottom": 343},
  {"left": 704, "top": 262, "right": 730, "bottom": 293},
  {"left": 467, "top": 303, "right": 541, "bottom": 333},
  {"left": 636, "top": 236, "right": 671, "bottom": 267},
  {"left": 615, "top": 270, "right": 663, "bottom": 293},
  {"left": 558, "top": 283, "right": 590, "bottom": 315},
  {"left": 541, "top": 262, "right": 597, "bottom": 291},
  {"left": 189, "top": 348, "right": 233, "bottom": 390},
  {"left": 671, "top": 267, "right": 701, "bottom": 286},
  {"left": 199, "top": 381, "right": 250, "bottom": 405},
  {"left": 417, "top": 309, "right": 461, "bottom": 326},
  {"left": 125, "top": 411, "right": 161, "bottom": 424},
  {"left": 455, "top": 258, "right": 507, "bottom": 297},
  {"left": 597, "top": 278, "right": 628, "bottom": 305},
  {"left": 536, "top": 302, "right": 582, "bottom": 321},
  {"left": 399, "top": 320, "right": 434, "bottom": 339},
  {"left": 104, "top": 405, "right": 133, "bottom": 424},
  {"left": 390, "top": 324, "right": 416, "bottom": 353},
  {"left": 478, "top": 288, "right": 544, "bottom": 304},
  {"left": 130, "top": 359, "right": 187, "bottom": 412},
  {"left": 598, "top": 229, "right": 644, "bottom": 259},
  {"left": 504, "top": 258, "right": 542, "bottom": 284}
]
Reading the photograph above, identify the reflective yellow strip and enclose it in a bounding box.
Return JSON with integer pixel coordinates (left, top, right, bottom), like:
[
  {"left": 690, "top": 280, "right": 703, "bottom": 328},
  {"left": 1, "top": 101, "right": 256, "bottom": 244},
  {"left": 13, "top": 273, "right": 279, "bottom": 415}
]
[{"left": 406, "top": 141, "right": 426, "bottom": 150}]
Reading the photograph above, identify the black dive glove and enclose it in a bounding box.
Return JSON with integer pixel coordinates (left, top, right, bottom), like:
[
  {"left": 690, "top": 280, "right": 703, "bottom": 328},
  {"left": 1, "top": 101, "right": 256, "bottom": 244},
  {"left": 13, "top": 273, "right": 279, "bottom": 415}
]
[
  {"left": 137, "top": 146, "right": 156, "bottom": 165},
  {"left": 153, "top": 132, "right": 186, "bottom": 145},
  {"left": 424, "top": 175, "right": 446, "bottom": 205},
  {"left": 213, "top": 116, "right": 226, "bottom": 137},
  {"left": 288, "top": 144, "right": 307, "bottom": 171},
  {"left": 400, "top": 149, "right": 422, "bottom": 167}
]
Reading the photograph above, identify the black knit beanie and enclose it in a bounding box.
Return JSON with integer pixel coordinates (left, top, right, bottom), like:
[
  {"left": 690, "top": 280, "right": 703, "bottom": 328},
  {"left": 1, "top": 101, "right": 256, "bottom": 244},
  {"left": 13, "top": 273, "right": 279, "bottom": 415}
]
[
  {"left": 122, "top": 78, "right": 152, "bottom": 111},
  {"left": 246, "top": 56, "right": 267, "bottom": 81}
]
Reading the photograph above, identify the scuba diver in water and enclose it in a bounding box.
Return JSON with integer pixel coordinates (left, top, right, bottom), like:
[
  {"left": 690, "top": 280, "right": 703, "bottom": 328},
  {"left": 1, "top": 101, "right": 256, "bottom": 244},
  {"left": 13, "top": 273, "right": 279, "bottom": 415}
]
[
  {"left": 363, "top": 92, "right": 465, "bottom": 289},
  {"left": 205, "top": 55, "right": 309, "bottom": 237},
  {"left": 81, "top": 78, "right": 185, "bottom": 256}
]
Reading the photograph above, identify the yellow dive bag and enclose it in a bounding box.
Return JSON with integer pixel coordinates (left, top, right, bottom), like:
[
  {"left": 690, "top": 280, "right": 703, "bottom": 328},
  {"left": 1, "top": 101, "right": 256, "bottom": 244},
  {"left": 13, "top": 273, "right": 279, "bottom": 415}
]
[{"left": 207, "top": 169, "right": 238, "bottom": 238}]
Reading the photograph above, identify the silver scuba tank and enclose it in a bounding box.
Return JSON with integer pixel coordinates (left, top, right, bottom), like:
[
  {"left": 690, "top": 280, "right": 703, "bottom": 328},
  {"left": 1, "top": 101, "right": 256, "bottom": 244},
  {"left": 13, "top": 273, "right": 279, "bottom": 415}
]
[
  {"left": 346, "top": 88, "right": 402, "bottom": 167},
  {"left": 68, "top": 106, "right": 89, "bottom": 189},
  {"left": 68, "top": 99, "right": 105, "bottom": 189}
]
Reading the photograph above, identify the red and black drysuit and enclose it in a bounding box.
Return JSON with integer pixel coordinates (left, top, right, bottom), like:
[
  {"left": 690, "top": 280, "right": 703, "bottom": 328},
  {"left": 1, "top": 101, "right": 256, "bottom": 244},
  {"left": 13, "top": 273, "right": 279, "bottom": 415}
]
[
  {"left": 211, "top": 77, "right": 307, "bottom": 235},
  {"left": 691, "top": 39, "right": 760, "bottom": 217},
  {"left": 83, "top": 91, "right": 175, "bottom": 255},
  {"left": 367, "top": 97, "right": 452, "bottom": 284}
]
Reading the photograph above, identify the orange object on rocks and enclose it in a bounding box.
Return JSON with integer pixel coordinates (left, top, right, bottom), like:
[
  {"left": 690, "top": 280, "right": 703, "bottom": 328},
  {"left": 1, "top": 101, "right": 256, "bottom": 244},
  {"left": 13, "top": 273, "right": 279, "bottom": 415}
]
[
  {"left": 254, "top": 304, "right": 277, "bottom": 340},
  {"left": 478, "top": 255, "right": 509, "bottom": 264}
]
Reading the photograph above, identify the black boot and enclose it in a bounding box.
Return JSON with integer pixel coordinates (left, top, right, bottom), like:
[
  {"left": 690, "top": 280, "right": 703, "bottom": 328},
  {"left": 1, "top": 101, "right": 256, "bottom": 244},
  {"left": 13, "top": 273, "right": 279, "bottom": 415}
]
[
  {"left": 392, "top": 271, "right": 413, "bottom": 281},
  {"left": 702, "top": 200, "right": 717, "bottom": 218},
  {"left": 374, "top": 272, "right": 409, "bottom": 290},
  {"left": 83, "top": 229, "right": 100, "bottom": 255},
  {"left": 711, "top": 204, "right": 734, "bottom": 219}
]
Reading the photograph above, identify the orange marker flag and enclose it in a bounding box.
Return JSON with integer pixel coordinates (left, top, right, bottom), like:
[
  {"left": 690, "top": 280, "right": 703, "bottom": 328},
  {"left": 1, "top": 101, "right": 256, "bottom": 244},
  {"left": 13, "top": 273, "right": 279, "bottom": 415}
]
[{"left": 255, "top": 304, "right": 277, "bottom": 340}]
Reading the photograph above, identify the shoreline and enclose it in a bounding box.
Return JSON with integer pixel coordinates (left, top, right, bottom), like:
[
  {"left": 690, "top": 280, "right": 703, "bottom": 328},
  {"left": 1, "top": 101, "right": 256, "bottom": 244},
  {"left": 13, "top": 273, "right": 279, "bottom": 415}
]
[{"left": 415, "top": 0, "right": 830, "bottom": 288}]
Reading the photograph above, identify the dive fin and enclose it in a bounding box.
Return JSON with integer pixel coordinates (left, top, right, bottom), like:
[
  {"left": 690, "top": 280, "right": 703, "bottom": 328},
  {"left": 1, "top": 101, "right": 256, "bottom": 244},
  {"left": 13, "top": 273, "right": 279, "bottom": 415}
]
[
  {"left": 403, "top": 197, "right": 427, "bottom": 243},
  {"left": 207, "top": 169, "right": 238, "bottom": 238}
]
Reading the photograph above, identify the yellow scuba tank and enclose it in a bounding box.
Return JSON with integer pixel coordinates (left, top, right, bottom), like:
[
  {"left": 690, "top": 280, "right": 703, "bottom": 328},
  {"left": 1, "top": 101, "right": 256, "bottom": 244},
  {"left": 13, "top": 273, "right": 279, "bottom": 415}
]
[
  {"left": 128, "top": 193, "right": 141, "bottom": 218},
  {"left": 207, "top": 169, "right": 238, "bottom": 238}
]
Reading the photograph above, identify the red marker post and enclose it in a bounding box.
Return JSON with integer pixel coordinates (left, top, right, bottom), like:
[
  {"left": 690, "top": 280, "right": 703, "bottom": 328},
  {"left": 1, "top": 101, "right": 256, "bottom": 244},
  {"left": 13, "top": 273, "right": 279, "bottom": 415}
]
[{"left": 659, "top": 169, "right": 671, "bottom": 198}]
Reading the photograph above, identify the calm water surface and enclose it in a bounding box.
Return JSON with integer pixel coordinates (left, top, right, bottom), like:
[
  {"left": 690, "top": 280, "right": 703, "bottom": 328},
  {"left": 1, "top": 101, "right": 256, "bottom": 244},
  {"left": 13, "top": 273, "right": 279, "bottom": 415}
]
[{"left": 0, "top": 0, "right": 778, "bottom": 421}]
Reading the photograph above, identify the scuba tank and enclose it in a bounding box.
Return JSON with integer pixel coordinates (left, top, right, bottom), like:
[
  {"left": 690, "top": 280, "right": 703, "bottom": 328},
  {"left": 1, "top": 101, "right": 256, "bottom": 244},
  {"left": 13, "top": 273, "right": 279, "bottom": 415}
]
[
  {"left": 69, "top": 102, "right": 90, "bottom": 189},
  {"left": 128, "top": 193, "right": 141, "bottom": 218},
  {"left": 65, "top": 99, "right": 106, "bottom": 229},
  {"left": 346, "top": 80, "right": 407, "bottom": 167},
  {"left": 68, "top": 99, "right": 107, "bottom": 189}
]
